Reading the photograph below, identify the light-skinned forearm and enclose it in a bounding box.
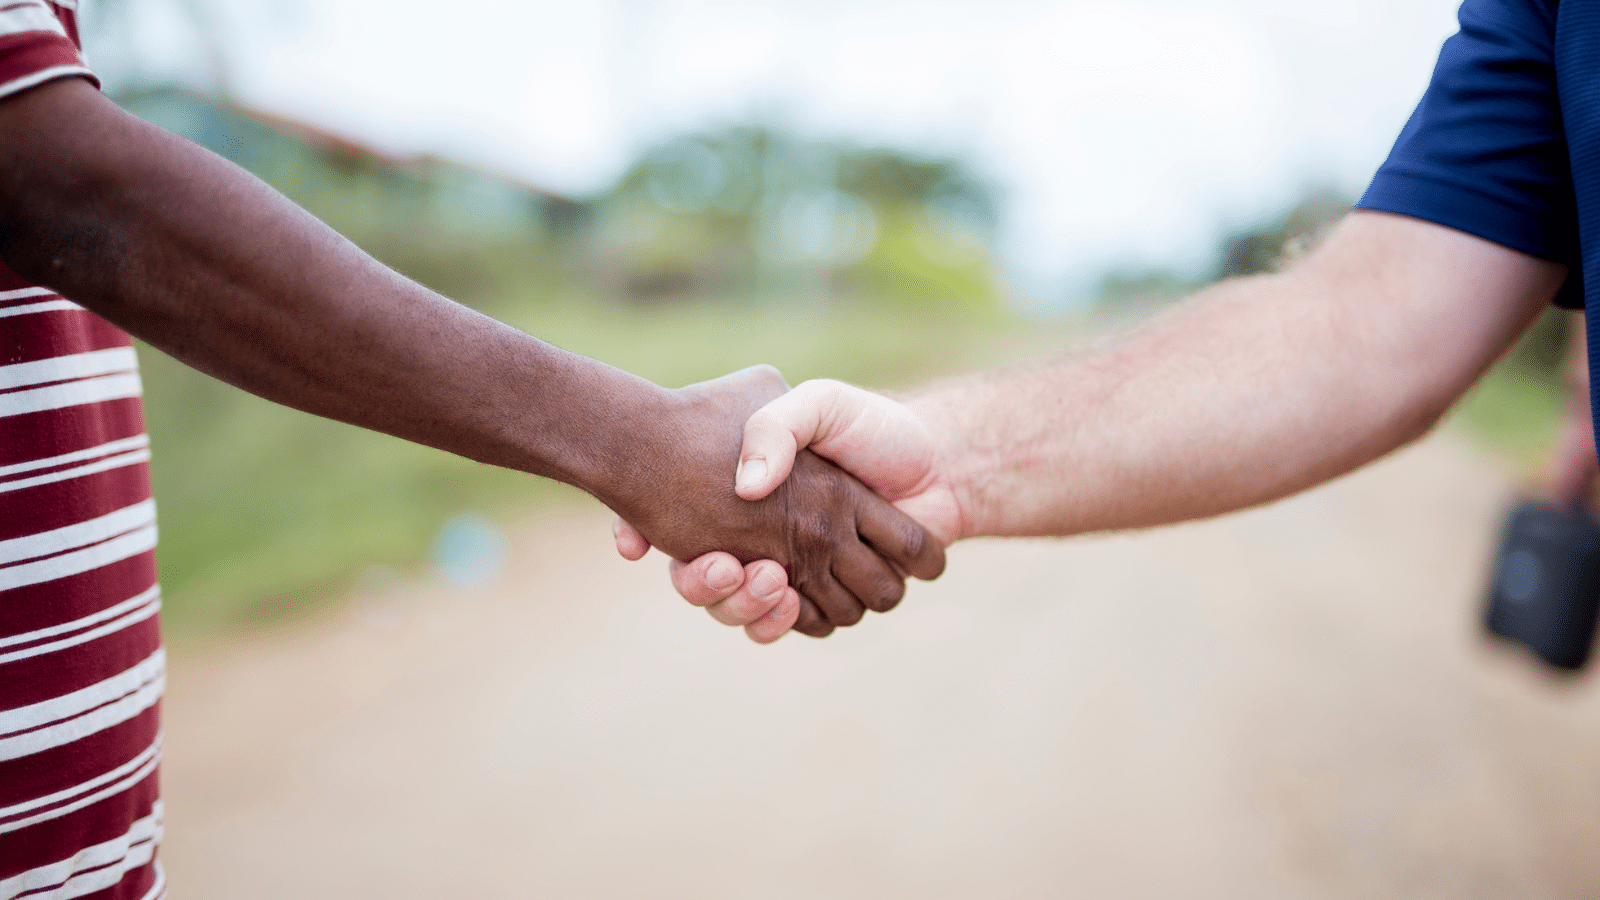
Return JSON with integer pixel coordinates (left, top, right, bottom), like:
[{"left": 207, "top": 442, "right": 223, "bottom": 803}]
[{"left": 913, "top": 212, "right": 1566, "bottom": 539}]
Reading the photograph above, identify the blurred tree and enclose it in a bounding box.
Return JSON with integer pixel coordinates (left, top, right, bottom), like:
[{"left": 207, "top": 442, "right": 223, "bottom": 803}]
[
  {"left": 598, "top": 123, "right": 1007, "bottom": 311},
  {"left": 1212, "top": 188, "right": 1352, "bottom": 279},
  {"left": 1093, "top": 268, "right": 1201, "bottom": 309}
]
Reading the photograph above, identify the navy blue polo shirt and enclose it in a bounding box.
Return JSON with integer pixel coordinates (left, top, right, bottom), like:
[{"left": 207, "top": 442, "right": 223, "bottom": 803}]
[{"left": 1359, "top": 0, "right": 1584, "bottom": 309}]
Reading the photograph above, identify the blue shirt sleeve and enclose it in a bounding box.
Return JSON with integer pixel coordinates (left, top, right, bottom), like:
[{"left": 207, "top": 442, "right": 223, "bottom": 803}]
[{"left": 1358, "top": 0, "right": 1581, "bottom": 307}]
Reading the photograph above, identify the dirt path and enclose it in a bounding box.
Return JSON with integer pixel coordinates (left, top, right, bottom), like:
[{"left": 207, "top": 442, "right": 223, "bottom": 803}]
[{"left": 160, "top": 433, "right": 1600, "bottom": 899}]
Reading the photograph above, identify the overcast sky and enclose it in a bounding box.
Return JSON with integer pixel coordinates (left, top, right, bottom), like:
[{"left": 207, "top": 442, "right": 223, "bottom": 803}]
[{"left": 84, "top": 0, "right": 1467, "bottom": 303}]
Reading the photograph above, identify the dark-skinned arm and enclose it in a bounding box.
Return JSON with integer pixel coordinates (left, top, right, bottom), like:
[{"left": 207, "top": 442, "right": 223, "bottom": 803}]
[{"left": 0, "top": 77, "right": 945, "bottom": 635}]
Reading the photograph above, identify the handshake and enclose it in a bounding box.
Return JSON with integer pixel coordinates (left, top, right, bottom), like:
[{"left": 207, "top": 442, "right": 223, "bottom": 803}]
[{"left": 602, "top": 365, "right": 965, "bottom": 644}]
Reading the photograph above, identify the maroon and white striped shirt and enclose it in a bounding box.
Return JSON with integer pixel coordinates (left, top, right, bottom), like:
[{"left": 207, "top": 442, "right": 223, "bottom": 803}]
[{"left": 0, "top": 3, "right": 166, "bottom": 899}]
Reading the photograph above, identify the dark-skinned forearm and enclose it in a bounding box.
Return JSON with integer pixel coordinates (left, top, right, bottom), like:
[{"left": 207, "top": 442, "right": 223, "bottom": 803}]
[{"left": 0, "top": 78, "right": 665, "bottom": 500}]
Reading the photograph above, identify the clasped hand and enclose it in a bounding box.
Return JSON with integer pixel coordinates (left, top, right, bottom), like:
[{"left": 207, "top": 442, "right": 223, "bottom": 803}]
[
  {"left": 615, "top": 375, "right": 967, "bottom": 642},
  {"left": 604, "top": 367, "right": 948, "bottom": 641}
]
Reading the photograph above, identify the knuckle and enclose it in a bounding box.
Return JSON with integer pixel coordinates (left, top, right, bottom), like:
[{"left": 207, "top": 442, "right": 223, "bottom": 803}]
[
  {"left": 746, "top": 364, "right": 788, "bottom": 394},
  {"left": 784, "top": 513, "right": 834, "bottom": 568},
  {"left": 863, "top": 575, "right": 906, "bottom": 614},
  {"left": 896, "top": 522, "right": 928, "bottom": 567},
  {"left": 798, "top": 620, "right": 835, "bottom": 638},
  {"left": 798, "top": 378, "right": 846, "bottom": 402},
  {"left": 828, "top": 601, "right": 865, "bottom": 628},
  {"left": 675, "top": 579, "right": 713, "bottom": 606},
  {"left": 744, "top": 409, "right": 782, "bottom": 443},
  {"left": 709, "top": 604, "right": 751, "bottom": 628},
  {"left": 793, "top": 589, "right": 844, "bottom": 630},
  {"left": 728, "top": 592, "right": 774, "bottom": 624},
  {"left": 793, "top": 610, "right": 832, "bottom": 638},
  {"left": 678, "top": 577, "right": 723, "bottom": 608}
]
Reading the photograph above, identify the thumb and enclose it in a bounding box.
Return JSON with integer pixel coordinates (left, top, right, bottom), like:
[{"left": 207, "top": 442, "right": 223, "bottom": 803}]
[
  {"left": 735, "top": 380, "right": 855, "bottom": 500},
  {"left": 612, "top": 516, "right": 652, "bottom": 561}
]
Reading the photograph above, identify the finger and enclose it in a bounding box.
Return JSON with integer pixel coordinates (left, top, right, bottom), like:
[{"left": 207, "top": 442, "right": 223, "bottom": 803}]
[
  {"left": 745, "top": 588, "right": 801, "bottom": 643},
  {"left": 736, "top": 380, "right": 855, "bottom": 500},
  {"left": 791, "top": 596, "right": 836, "bottom": 638},
  {"left": 613, "top": 516, "right": 652, "bottom": 561},
  {"left": 853, "top": 485, "right": 947, "bottom": 581},
  {"left": 705, "top": 560, "right": 791, "bottom": 627},
  {"left": 797, "top": 572, "right": 867, "bottom": 629},
  {"left": 831, "top": 541, "right": 907, "bottom": 614},
  {"left": 667, "top": 553, "right": 748, "bottom": 607}
]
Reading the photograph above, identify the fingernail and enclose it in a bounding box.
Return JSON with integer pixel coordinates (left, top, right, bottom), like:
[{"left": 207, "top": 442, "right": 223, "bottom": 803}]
[
  {"left": 611, "top": 518, "right": 622, "bottom": 537},
  {"left": 750, "top": 568, "right": 784, "bottom": 600},
  {"left": 736, "top": 457, "right": 767, "bottom": 492},
  {"left": 706, "top": 560, "right": 740, "bottom": 591}
]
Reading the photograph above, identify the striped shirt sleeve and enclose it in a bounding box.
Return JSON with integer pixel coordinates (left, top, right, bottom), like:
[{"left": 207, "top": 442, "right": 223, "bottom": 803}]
[{"left": 0, "top": 0, "right": 96, "bottom": 101}]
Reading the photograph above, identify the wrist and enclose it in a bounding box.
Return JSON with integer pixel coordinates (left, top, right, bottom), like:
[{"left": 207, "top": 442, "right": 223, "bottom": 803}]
[
  {"left": 563, "top": 378, "right": 684, "bottom": 509},
  {"left": 905, "top": 390, "right": 985, "bottom": 543},
  {"left": 576, "top": 364, "right": 789, "bottom": 559}
]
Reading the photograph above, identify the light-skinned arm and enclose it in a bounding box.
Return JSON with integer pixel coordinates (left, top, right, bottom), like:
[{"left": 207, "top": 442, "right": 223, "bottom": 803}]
[
  {"left": 0, "top": 77, "right": 946, "bottom": 636},
  {"left": 621, "top": 211, "right": 1567, "bottom": 634}
]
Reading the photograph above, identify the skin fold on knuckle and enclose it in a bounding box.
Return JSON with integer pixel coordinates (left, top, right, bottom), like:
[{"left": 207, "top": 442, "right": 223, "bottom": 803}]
[
  {"left": 729, "top": 591, "right": 776, "bottom": 625},
  {"left": 746, "top": 597, "right": 796, "bottom": 644},
  {"left": 707, "top": 602, "right": 751, "bottom": 628},
  {"left": 792, "top": 604, "right": 834, "bottom": 638},
  {"left": 892, "top": 516, "right": 946, "bottom": 581},
  {"left": 891, "top": 520, "right": 929, "bottom": 573},
  {"left": 799, "top": 567, "right": 866, "bottom": 628},
  {"left": 830, "top": 601, "right": 866, "bottom": 628},
  {"left": 863, "top": 573, "right": 905, "bottom": 614},
  {"left": 749, "top": 363, "right": 787, "bottom": 395},
  {"left": 832, "top": 598, "right": 870, "bottom": 627}
]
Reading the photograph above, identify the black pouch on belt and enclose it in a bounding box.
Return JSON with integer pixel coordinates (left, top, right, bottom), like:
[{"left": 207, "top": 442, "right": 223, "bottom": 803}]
[{"left": 1485, "top": 500, "right": 1600, "bottom": 671}]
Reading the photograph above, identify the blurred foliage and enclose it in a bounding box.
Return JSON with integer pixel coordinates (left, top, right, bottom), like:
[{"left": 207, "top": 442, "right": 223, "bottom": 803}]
[
  {"left": 1092, "top": 268, "right": 1204, "bottom": 310},
  {"left": 1086, "top": 190, "right": 1350, "bottom": 314},
  {"left": 600, "top": 124, "right": 1006, "bottom": 312},
  {"left": 1211, "top": 188, "right": 1351, "bottom": 279}
]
